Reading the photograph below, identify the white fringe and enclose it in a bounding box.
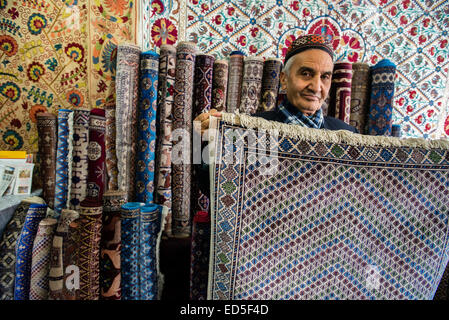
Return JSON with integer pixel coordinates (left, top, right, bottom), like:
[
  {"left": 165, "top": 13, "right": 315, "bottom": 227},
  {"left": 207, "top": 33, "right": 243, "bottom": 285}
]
[{"left": 220, "top": 112, "right": 449, "bottom": 150}]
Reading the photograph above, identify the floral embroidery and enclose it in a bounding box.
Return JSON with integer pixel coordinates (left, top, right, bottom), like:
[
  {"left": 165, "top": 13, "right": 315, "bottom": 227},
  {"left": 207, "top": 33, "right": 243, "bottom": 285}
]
[
  {"left": 67, "top": 89, "right": 84, "bottom": 107},
  {"left": 0, "top": 81, "right": 21, "bottom": 101},
  {"left": 151, "top": 18, "right": 177, "bottom": 47},
  {"left": 0, "top": 35, "right": 18, "bottom": 57},
  {"left": 64, "top": 42, "right": 85, "bottom": 63},
  {"left": 27, "top": 13, "right": 47, "bottom": 35},
  {"left": 27, "top": 62, "right": 46, "bottom": 82},
  {"left": 3, "top": 129, "right": 23, "bottom": 150}
]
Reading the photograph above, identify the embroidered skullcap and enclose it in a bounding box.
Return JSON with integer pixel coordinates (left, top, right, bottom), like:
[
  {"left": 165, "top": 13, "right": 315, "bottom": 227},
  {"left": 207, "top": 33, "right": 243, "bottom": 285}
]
[{"left": 284, "top": 34, "right": 334, "bottom": 64}]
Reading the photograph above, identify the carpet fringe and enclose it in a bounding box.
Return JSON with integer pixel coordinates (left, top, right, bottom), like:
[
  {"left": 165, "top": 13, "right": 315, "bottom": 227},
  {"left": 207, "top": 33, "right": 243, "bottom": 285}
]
[{"left": 220, "top": 112, "right": 449, "bottom": 150}]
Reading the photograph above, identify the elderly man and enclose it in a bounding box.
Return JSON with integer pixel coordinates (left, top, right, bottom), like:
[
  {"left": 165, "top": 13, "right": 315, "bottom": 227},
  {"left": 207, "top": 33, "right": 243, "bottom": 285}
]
[{"left": 195, "top": 34, "right": 357, "bottom": 133}]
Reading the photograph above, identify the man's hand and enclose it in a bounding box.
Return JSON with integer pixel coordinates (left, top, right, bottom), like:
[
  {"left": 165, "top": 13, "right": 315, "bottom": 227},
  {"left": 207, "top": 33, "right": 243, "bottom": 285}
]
[{"left": 193, "top": 109, "right": 222, "bottom": 136}]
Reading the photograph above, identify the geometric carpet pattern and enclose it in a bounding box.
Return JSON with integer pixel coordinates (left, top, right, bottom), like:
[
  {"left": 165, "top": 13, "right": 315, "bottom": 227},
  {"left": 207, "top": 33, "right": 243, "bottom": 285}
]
[{"left": 209, "top": 115, "right": 449, "bottom": 300}]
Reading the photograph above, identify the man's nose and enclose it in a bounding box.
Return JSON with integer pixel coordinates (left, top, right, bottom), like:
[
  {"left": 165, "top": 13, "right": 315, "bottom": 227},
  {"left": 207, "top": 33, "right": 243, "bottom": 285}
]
[{"left": 307, "top": 75, "right": 321, "bottom": 94}]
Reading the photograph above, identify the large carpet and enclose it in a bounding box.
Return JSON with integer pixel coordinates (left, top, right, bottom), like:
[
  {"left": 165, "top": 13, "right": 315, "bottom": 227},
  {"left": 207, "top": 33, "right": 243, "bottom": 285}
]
[{"left": 208, "top": 113, "right": 449, "bottom": 300}]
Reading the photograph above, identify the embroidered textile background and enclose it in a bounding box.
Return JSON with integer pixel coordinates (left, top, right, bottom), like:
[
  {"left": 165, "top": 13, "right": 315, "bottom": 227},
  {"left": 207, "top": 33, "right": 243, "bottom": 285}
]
[
  {"left": 0, "top": 0, "right": 138, "bottom": 153},
  {"left": 1, "top": 0, "right": 448, "bottom": 149},
  {"left": 143, "top": 0, "right": 449, "bottom": 140}
]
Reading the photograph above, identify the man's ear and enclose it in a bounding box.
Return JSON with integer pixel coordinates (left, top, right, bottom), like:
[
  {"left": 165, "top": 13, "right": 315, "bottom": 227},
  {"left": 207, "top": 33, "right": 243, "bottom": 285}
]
[{"left": 279, "top": 71, "right": 287, "bottom": 91}]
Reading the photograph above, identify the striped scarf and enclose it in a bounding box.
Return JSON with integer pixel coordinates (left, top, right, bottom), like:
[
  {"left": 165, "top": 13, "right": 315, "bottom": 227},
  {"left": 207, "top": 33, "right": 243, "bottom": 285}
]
[{"left": 277, "top": 99, "right": 324, "bottom": 129}]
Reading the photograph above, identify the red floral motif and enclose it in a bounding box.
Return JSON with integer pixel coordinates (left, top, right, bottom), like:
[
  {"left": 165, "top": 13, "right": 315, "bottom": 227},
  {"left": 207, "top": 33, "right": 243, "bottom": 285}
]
[
  {"left": 226, "top": 6, "right": 235, "bottom": 16},
  {"left": 201, "top": 3, "right": 209, "bottom": 13},
  {"left": 212, "top": 15, "right": 222, "bottom": 25},
  {"left": 406, "top": 105, "right": 414, "bottom": 113},
  {"left": 8, "top": 7, "right": 18, "bottom": 19},
  {"left": 400, "top": 16, "right": 408, "bottom": 25},
  {"left": 371, "top": 55, "right": 378, "bottom": 64},
  {"left": 415, "top": 114, "right": 423, "bottom": 125},
  {"left": 402, "top": 0, "right": 411, "bottom": 9},
  {"left": 281, "top": 34, "right": 296, "bottom": 57},
  {"left": 249, "top": 45, "right": 257, "bottom": 54},
  {"left": 418, "top": 35, "right": 427, "bottom": 45},
  {"left": 10, "top": 118, "right": 21, "bottom": 128},
  {"left": 250, "top": 27, "right": 259, "bottom": 37},
  {"left": 150, "top": 0, "right": 164, "bottom": 17},
  {"left": 444, "top": 116, "right": 449, "bottom": 135},
  {"left": 237, "top": 35, "right": 247, "bottom": 47},
  {"left": 409, "top": 26, "right": 418, "bottom": 36},
  {"left": 347, "top": 52, "right": 358, "bottom": 62},
  {"left": 388, "top": 6, "right": 398, "bottom": 16},
  {"left": 225, "top": 24, "right": 233, "bottom": 34},
  {"left": 409, "top": 90, "right": 417, "bottom": 99},
  {"left": 437, "top": 55, "right": 445, "bottom": 64},
  {"left": 440, "top": 39, "right": 448, "bottom": 48},
  {"left": 151, "top": 18, "right": 178, "bottom": 47},
  {"left": 422, "top": 18, "right": 430, "bottom": 27},
  {"left": 427, "top": 109, "right": 435, "bottom": 117},
  {"left": 424, "top": 123, "right": 431, "bottom": 132},
  {"left": 289, "top": 1, "right": 299, "bottom": 11}
]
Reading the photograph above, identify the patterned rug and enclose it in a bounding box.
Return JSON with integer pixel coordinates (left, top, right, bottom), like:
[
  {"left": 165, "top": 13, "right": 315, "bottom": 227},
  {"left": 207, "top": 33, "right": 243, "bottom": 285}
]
[
  {"left": 104, "top": 102, "right": 119, "bottom": 191},
  {"left": 192, "top": 53, "right": 214, "bottom": 226},
  {"left": 329, "top": 62, "right": 353, "bottom": 124},
  {"left": 172, "top": 41, "right": 197, "bottom": 238},
  {"left": 120, "top": 202, "right": 166, "bottom": 300},
  {"left": 62, "top": 218, "right": 81, "bottom": 300},
  {"left": 14, "top": 203, "right": 48, "bottom": 300},
  {"left": 48, "top": 209, "right": 79, "bottom": 300},
  {"left": 136, "top": 50, "right": 159, "bottom": 204},
  {"left": 100, "top": 190, "right": 126, "bottom": 300},
  {"left": 54, "top": 109, "right": 73, "bottom": 217},
  {"left": 78, "top": 198, "right": 103, "bottom": 300},
  {"left": 260, "top": 58, "right": 283, "bottom": 113},
  {"left": 29, "top": 217, "right": 57, "bottom": 300},
  {"left": 190, "top": 211, "right": 211, "bottom": 300},
  {"left": 368, "top": 59, "right": 396, "bottom": 136},
  {"left": 239, "top": 56, "right": 264, "bottom": 115},
  {"left": 115, "top": 43, "right": 141, "bottom": 202},
  {"left": 139, "top": 204, "right": 165, "bottom": 300},
  {"left": 212, "top": 59, "right": 229, "bottom": 112},
  {"left": 69, "top": 109, "right": 90, "bottom": 210},
  {"left": 350, "top": 63, "right": 371, "bottom": 135},
  {"left": 121, "top": 202, "right": 144, "bottom": 300},
  {"left": 86, "top": 108, "right": 106, "bottom": 202},
  {"left": 208, "top": 112, "right": 449, "bottom": 300},
  {"left": 155, "top": 44, "right": 176, "bottom": 237},
  {"left": 0, "top": 197, "right": 45, "bottom": 300},
  {"left": 36, "top": 113, "right": 58, "bottom": 209},
  {"left": 226, "top": 52, "right": 244, "bottom": 113}
]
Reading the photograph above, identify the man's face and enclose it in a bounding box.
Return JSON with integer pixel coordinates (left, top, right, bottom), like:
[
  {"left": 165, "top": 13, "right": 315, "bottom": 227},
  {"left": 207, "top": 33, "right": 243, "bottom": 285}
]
[{"left": 280, "top": 49, "right": 333, "bottom": 116}]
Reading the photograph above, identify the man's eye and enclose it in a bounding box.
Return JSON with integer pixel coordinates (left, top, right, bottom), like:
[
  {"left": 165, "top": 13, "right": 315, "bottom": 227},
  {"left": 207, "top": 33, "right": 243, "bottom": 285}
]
[{"left": 301, "top": 71, "right": 312, "bottom": 77}]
